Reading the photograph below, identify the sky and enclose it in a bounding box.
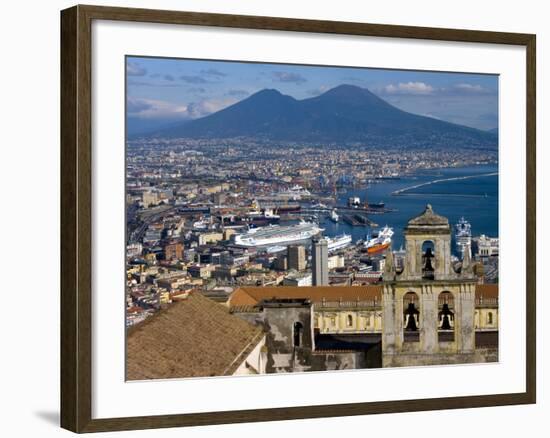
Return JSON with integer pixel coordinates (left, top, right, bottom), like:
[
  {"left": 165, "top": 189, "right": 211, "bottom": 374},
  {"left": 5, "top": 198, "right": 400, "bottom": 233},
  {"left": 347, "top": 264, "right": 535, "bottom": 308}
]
[{"left": 126, "top": 56, "right": 499, "bottom": 134}]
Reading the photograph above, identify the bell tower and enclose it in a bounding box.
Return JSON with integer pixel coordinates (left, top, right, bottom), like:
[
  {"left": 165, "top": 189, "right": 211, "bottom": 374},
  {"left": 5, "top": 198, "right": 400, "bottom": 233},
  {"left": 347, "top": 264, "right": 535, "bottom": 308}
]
[
  {"left": 382, "top": 205, "right": 477, "bottom": 367},
  {"left": 400, "top": 204, "right": 456, "bottom": 281}
]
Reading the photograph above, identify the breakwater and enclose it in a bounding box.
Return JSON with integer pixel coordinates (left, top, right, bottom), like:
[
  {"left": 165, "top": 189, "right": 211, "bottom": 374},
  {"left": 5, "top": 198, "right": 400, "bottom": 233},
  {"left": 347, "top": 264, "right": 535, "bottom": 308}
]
[{"left": 391, "top": 172, "right": 498, "bottom": 196}]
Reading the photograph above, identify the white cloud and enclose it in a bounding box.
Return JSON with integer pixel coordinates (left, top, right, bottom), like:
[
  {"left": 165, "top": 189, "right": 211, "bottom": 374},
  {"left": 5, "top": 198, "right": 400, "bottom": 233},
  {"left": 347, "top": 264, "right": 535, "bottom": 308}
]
[
  {"left": 187, "top": 97, "right": 239, "bottom": 117},
  {"left": 451, "top": 83, "right": 491, "bottom": 94},
  {"left": 126, "top": 62, "right": 147, "bottom": 77},
  {"left": 127, "top": 97, "right": 189, "bottom": 120},
  {"left": 384, "top": 81, "right": 435, "bottom": 95},
  {"left": 127, "top": 97, "right": 238, "bottom": 120},
  {"left": 272, "top": 71, "right": 307, "bottom": 84}
]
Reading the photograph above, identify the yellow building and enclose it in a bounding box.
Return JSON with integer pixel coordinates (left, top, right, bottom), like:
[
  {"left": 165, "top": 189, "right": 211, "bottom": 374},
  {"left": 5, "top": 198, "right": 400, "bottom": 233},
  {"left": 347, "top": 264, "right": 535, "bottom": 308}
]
[
  {"left": 223, "top": 229, "right": 237, "bottom": 240},
  {"left": 314, "top": 298, "right": 383, "bottom": 334},
  {"left": 198, "top": 232, "right": 224, "bottom": 245}
]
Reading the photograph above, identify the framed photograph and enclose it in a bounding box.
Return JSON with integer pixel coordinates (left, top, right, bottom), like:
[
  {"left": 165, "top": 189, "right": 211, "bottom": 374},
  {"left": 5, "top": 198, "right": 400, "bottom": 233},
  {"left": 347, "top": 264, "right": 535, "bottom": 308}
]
[{"left": 60, "top": 4, "right": 536, "bottom": 433}]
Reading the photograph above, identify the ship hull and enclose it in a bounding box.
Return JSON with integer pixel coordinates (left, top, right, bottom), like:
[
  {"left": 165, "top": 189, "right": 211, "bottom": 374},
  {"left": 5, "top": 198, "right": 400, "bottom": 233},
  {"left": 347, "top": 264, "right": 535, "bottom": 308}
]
[
  {"left": 366, "top": 242, "right": 390, "bottom": 255},
  {"left": 235, "top": 234, "right": 319, "bottom": 247}
]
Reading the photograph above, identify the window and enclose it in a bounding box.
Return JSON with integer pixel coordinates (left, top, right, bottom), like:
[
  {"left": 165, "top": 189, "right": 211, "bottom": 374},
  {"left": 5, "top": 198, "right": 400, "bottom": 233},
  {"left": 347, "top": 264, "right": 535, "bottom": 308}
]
[
  {"left": 421, "top": 240, "right": 435, "bottom": 280},
  {"left": 438, "top": 291, "right": 455, "bottom": 342},
  {"left": 347, "top": 314, "right": 353, "bottom": 327},
  {"left": 487, "top": 312, "right": 493, "bottom": 325},
  {"left": 403, "top": 292, "right": 420, "bottom": 331}
]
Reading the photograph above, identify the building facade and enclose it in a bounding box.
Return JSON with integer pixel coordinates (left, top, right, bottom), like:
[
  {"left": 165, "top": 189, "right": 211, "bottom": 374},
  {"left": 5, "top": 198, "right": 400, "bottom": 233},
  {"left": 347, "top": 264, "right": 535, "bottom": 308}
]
[
  {"left": 312, "top": 237, "right": 329, "bottom": 286},
  {"left": 288, "top": 245, "right": 306, "bottom": 271}
]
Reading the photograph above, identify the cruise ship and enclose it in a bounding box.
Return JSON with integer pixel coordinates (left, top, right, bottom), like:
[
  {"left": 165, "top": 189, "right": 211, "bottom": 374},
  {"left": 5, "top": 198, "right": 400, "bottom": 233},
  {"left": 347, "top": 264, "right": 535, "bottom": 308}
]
[
  {"left": 326, "top": 234, "right": 352, "bottom": 252},
  {"left": 365, "top": 226, "right": 394, "bottom": 255},
  {"left": 455, "top": 217, "right": 472, "bottom": 260},
  {"left": 233, "top": 221, "right": 322, "bottom": 247}
]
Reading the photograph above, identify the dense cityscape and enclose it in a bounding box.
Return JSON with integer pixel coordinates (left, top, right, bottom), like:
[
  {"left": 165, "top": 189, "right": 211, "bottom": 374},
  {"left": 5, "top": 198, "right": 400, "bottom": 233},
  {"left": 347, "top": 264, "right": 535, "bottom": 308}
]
[
  {"left": 125, "top": 139, "right": 499, "bottom": 327},
  {"left": 123, "top": 59, "right": 500, "bottom": 376}
]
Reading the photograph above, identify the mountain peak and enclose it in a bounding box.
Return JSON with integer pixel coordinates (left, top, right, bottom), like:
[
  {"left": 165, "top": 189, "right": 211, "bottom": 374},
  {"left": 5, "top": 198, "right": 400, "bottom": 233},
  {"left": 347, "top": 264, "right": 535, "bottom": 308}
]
[
  {"left": 324, "top": 84, "right": 366, "bottom": 95},
  {"left": 312, "top": 84, "right": 392, "bottom": 109},
  {"left": 319, "top": 84, "right": 381, "bottom": 99},
  {"left": 243, "top": 88, "right": 295, "bottom": 106},
  {"left": 145, "top": 83, "right": 497, "bottom": 150},
  {"left": 256, "top": 88, "right": 281, "bottom": 94},
  {"left": 250, "top": 88, "right": 284, "bottom": 99}
]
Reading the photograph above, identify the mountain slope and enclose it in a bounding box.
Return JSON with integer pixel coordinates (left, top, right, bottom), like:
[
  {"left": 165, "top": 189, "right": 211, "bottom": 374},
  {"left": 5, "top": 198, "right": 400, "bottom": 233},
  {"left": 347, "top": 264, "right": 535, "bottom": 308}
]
[{"left": 146, "top": 84, "right": 497, "bottom": 149}]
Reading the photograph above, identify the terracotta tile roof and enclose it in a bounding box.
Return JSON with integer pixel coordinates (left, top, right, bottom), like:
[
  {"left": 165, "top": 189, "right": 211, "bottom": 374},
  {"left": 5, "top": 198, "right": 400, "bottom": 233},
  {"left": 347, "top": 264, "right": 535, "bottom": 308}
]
[
  {"left": 229, "top": 286, "right": 382, "bottom": 308},
  {"left": 126, "top": 306, "right": 144, "bottom": 314},
  {"left": 475, "top": 284, "right": 499, "bottom": 299},
  {"left": 127, "top": 293, "right": 263, "bottom": 380},
  {"left": 229, "top": 284, "right": 498, "bottom": 308}
]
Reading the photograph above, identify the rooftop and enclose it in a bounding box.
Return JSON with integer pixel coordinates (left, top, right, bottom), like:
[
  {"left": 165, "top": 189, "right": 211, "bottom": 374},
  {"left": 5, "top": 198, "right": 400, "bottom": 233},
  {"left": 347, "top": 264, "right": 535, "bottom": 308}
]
[
  {"left": 126, "top": 292, "right": 263, "bottom": 380},
  {"left": 406, "top": 204, "right": 450, "bottom": 227},
  {"left": 229, "top": 286, "right": 382, "bottom": 308},
  {"left": 229, "top": 284, "right": 498, "bottom": 308}
]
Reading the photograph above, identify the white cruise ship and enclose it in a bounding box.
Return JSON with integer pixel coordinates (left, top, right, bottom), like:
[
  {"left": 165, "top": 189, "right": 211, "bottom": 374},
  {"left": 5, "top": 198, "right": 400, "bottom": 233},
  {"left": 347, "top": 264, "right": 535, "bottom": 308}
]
[
  {"left": 233, "top": 221, "right": 322, "bottom": 247},
  {"left": 326, "top": 234, "right": 352, "bottom": 252}
]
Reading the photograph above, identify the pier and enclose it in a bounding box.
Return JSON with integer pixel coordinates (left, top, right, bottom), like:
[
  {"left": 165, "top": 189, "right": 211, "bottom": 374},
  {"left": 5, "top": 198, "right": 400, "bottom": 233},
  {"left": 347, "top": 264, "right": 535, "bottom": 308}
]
[{"left": 342, "top": 214, "right": 378, "bottom": 227}]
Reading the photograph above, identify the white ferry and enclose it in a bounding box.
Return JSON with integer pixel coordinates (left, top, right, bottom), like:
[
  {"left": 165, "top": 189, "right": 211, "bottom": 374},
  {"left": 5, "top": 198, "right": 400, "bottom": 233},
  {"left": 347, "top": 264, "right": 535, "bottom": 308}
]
[{"left": 326, "top": 234, "right": 352, "bottom": 252}]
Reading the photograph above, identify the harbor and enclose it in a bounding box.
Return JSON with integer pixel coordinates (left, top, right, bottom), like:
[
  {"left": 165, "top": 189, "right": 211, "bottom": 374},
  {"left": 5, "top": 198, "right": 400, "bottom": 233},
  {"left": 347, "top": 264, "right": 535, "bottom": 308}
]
[{"left": 322, "top": 164, "right": 498, "bottom": 252}]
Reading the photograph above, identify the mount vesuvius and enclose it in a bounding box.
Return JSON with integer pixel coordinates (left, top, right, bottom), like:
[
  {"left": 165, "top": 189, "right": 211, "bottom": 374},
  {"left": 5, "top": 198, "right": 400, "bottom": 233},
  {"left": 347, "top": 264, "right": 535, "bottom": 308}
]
[{"left": 143, "top": 84, "right": 497, "bottom": 149}]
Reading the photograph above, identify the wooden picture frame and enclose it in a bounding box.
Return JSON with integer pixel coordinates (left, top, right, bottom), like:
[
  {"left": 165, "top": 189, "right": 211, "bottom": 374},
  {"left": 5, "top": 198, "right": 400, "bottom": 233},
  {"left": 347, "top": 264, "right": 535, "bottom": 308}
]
[{"left": 60, "top": 4, "right": 536, "bottom": 433}]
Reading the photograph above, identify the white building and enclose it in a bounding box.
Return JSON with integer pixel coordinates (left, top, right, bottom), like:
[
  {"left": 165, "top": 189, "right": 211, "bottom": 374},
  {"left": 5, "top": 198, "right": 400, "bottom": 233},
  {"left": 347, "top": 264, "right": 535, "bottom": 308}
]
[
  {"left": 283, "top": 271, "right": 313, "bottom": 287},
  {"left": 473, "top": 235, "right": 499, "bottom": 257},
  {"left": 328, "top": 254, "right": 345, "bottom": 269}
]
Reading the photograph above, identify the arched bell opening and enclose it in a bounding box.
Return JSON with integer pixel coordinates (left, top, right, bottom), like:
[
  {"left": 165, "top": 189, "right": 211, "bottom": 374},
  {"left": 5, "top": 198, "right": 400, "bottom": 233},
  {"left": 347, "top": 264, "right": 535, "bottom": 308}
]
[
  {"left": 438, "top": 291, "right": 455, "bottom": 342},
  {"left": 421, "top": 240, "right": 435, "bottom": 280},
  {"left": 403, "top": 292, "right": 420, "bottom": 342}
]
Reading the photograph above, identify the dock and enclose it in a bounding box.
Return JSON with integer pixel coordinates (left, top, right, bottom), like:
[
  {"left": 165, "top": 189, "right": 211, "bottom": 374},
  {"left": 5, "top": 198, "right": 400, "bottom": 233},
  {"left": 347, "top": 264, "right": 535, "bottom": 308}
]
[{"left": 342, "top": 214, "right": 378, "bottom": 227}]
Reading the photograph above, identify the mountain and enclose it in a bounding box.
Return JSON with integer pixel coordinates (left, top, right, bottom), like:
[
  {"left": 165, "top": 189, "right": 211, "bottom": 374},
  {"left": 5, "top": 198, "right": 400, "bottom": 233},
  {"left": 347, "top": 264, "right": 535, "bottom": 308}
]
[{"left": 145, "top": 84, "right": 497, "bottom": 149}]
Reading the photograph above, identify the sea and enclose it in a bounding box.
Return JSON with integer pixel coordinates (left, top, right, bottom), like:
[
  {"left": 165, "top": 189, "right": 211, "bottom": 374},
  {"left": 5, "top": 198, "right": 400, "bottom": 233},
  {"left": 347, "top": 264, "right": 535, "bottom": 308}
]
[{"left": 321, "top": 164, "right": 499, "bottom": 255}]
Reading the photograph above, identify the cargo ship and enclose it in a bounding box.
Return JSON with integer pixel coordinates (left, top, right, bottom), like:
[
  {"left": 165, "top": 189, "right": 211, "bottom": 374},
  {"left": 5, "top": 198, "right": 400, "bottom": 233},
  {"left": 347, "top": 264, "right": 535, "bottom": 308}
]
[
  {"left": 365, "top": 226, "right": 393, "bottom": 254},
  {"left": 272, "top": 203, "right": 301, "bottom": 214},
  {"left": 326, "top": 234, "right": 352, "bottom": 252},
  {"left": 367, "top": 201, "right": 385, "bottom": 209},
  {"left": 233, "top": 221, "right": 322, "bottom": 247}
]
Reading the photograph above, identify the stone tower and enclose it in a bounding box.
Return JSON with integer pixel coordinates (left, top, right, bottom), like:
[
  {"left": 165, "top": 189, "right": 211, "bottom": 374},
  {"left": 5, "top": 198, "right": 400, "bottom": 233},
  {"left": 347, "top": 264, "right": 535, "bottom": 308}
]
[{"left": 382, "top": 205, "right": 477, "bottom": 367}]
